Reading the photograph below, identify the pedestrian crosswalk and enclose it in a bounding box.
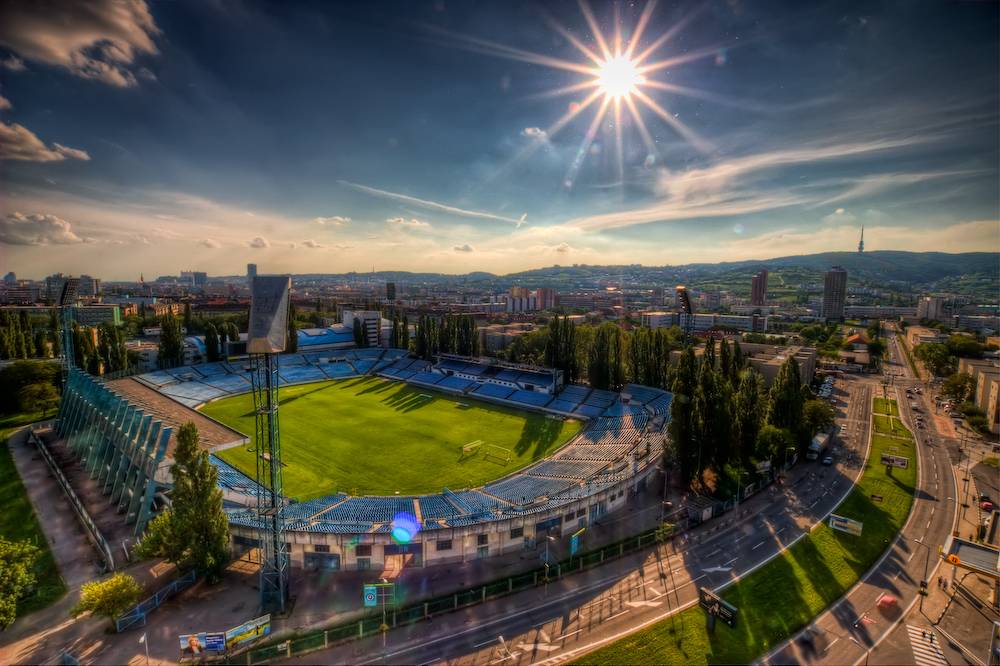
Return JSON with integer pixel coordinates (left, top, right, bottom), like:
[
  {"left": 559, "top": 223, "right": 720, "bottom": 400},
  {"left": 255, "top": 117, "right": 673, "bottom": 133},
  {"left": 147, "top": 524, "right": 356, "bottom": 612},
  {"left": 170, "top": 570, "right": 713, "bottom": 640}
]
[{"left": 906, "top": 624, "right": 947, "bottom": 666}]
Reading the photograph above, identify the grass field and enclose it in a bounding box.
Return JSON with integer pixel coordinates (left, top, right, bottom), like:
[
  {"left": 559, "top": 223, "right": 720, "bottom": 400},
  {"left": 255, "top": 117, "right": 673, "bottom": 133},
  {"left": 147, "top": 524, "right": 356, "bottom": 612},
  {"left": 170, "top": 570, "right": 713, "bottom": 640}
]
[
  {"left": 202, "top": 376, "right": 583, "bottom": 499},
  {"left": 873, "top": 397, "right": 899, "bottom": 417},
  {"left": 0, "top": 412, "right": 67, "bottom": 617},
  {"left": 580, "top": 397, "right": 916, "bottom": 665}
]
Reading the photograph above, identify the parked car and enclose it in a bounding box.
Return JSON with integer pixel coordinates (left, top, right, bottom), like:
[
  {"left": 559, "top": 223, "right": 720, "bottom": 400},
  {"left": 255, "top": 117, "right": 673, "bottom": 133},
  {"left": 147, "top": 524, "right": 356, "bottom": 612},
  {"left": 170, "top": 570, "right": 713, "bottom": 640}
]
[{"left": 822, "top": 456, "right": 834, "bottom": 466}]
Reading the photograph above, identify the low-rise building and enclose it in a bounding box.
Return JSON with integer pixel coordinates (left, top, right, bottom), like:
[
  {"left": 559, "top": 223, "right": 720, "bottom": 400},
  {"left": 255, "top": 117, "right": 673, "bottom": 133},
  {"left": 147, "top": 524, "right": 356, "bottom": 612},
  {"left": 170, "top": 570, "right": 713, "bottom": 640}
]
[{"left": 906, "top": 325, "right": 948, "bottom": 347}]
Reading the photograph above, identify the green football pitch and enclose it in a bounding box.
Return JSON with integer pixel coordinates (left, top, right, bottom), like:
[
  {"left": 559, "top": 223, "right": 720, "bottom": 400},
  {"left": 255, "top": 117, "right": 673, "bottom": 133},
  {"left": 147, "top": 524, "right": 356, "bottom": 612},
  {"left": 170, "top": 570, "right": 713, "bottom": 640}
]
[{"left": 201, "top": 376, "right": 583, "bottom": 500}]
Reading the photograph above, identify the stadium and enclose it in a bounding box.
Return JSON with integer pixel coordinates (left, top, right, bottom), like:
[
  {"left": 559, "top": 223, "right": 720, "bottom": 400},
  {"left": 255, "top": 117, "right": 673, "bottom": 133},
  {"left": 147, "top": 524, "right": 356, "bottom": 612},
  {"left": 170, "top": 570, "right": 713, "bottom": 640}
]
[{"left": 54, "top": 341, "right": 672, "bottom": 574}]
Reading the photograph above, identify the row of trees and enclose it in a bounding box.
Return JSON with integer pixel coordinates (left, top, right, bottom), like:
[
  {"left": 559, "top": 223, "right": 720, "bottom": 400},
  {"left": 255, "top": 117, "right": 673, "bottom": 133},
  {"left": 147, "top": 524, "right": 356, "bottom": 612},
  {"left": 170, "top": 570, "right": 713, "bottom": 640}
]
[
  {"left": 0, "top": 310, "right": 60, "bottom": 361},
  {"left": 388, "top": 314, "right": 410, "bottom": 350},
  {"left": 669, "top": 340, "right": 834, "bottom": 491},
  {"left": 203, "top": 321, "right": 241, "bottom": 362},
  {"left": 412, "top": 314, "right": 481, "bottom": 360}
]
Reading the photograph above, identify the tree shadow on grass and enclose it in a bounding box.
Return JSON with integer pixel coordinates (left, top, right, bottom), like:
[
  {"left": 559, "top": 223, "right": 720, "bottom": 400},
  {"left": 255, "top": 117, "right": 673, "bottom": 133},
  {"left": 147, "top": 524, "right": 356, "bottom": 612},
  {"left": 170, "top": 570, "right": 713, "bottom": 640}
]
[{"left": 515, "top": 415, "right": 568, "bottom": 460}]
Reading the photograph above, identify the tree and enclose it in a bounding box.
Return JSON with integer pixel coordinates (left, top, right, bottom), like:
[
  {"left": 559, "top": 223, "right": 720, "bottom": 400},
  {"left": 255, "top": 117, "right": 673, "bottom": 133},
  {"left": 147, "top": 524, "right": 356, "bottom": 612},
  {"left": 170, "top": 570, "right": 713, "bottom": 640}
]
[
  {"left": 183, "top": 303, "right": 192, "bottom": 331},
  {"left": 588, "top": 323, "right": 627, "bottom": 391},
  {"left": 946, "top": 335, "right": 984, "bottom": 359},
  {"left": 70, "top": 573, "right": 142, "bottom": 629},
  {"left": 767, "top": 356, "right": 804, "bottom": 433},
  {"left": 913, "top": 342, "right": 954, "bottom": 377},
  {"left": 941, "top": 372, "right": 976, "bottom": 403},
  {"left": 691, "top": 354, "right": 731, "bottom": 469},
  {"left": 285, "top": 305, "right": 298, "bottom": 353},
  {"left": 803, "top": 399, "right": 835, "bottom": 436},
  {"left": 352, "top": 317, "right": 366, "bottom": 347},
  {"left": 668, "top": 348, "right": 698, "bottom": 485},
  {"left": 19, "top": 382, "right": 60, "bottom": 416},
  {"left": 204, "top": 323, "right": 219, "bottom": 362},
  {"left": 157, "top": 314, "right": 184, "bottom": 369},
  {"left": 135, "top": 423, "right": 230, "bottom": 582},
  {"left": 0, "top": 537, "right": 39, "bottom": 629},
  {"left": 732, "top": 368, "right": 765, "bottom": 466},
  {"left": 756, "top": 424, "right": 794, "bottom": 463}
]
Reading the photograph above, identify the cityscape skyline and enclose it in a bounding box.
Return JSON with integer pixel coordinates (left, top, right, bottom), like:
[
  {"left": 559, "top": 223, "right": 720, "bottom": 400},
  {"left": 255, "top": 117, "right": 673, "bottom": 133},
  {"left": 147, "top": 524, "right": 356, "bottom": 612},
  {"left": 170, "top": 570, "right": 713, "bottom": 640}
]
[{"left": 1, "top": 0, "right": 999, "bottom": 278}]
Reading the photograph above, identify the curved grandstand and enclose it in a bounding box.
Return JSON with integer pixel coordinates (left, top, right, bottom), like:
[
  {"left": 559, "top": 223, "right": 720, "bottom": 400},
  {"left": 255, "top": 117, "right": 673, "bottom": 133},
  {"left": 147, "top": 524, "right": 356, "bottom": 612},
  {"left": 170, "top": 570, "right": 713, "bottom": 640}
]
[{"left": 127, "top": 348, "right": 673, "bottom": 571}]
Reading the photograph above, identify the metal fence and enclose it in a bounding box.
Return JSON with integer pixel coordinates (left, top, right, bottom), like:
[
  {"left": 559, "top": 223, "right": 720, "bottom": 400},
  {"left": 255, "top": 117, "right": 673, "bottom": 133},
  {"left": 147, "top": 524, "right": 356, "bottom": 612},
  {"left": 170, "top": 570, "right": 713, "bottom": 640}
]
[
  {"left": 116, "top": 569, "right": 198, "bottom": 632},
  {"left": 224, "top": 527, "right": 663, "bottom": 665}
]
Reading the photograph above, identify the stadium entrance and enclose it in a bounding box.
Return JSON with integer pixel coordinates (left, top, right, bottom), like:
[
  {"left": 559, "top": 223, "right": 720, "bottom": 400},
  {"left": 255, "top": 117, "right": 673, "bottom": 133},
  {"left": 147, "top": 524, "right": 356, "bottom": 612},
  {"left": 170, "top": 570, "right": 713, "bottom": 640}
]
[{"left": 384, "top": 543, "right": 423, "bottom": 572}]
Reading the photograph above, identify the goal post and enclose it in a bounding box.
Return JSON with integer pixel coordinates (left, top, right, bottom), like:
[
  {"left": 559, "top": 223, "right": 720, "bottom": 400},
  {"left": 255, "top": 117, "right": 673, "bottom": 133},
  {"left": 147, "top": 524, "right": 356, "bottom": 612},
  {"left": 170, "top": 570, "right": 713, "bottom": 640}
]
[
  {"left": 483, "top": 443, "right": 512, "bottom": 464},
  {"left": 462, "top": 440, "right": 483, "bottom": 455}
]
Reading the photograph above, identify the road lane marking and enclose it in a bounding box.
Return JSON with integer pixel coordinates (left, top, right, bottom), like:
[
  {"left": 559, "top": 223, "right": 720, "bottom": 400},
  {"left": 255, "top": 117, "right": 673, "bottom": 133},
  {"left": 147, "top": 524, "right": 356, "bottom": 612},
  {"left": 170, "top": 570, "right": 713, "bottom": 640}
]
[
  {"left": 752, "top": 541, "right": 765, "bottom": 550},
  {"left": 606, "top": 610, "right": 630, "bottom": 621}
]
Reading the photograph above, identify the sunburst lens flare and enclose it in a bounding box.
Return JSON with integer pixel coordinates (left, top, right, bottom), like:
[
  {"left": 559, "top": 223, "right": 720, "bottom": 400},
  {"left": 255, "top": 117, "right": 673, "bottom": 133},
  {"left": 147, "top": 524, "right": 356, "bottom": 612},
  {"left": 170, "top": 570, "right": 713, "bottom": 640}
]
[{"left": 595, "top": 55, "right": 645, "bottom": 99}]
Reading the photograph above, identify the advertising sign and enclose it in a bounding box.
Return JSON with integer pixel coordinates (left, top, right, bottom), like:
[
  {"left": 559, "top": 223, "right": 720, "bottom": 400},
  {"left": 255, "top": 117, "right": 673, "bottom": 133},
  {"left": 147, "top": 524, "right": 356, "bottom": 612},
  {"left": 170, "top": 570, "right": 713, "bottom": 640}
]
[
  {"left": 828, "top": 514, "right": 863, "bottom": 536},
  {"left": 880, "top": 453, "right": 909, "bottom": 469},
  {"left": 179, "top": 632, "right": 226, "bottom": 655},
  {"left": 225, "top": 614, "right": 271, "bottom": 650},
  {"left": 364, "top": 584, "right": 378, "bottom": 607},
  {"left": 698, "top": 587, "right": 738, "bottom": 628},
  {"left": 570, "top": 528, "right": 585, "bottom": 556}
]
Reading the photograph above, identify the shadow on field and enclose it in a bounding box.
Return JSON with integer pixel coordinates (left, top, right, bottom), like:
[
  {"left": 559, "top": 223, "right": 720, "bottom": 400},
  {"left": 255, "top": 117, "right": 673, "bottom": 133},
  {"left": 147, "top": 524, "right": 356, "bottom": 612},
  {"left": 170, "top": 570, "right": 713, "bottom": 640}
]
[{"left": 515, "top": 415, "right": 566, "bottom": 460}]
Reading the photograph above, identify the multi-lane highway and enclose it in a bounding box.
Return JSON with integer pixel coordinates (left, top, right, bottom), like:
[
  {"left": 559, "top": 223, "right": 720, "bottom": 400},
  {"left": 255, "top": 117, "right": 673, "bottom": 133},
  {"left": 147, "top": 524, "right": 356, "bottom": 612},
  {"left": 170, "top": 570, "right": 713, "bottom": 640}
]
[
  {"left": 764, "top": 333, "right": 959, "bottom": 665},
  {"left": 291, "top": 379, "right": 874, "bottom": 666}
]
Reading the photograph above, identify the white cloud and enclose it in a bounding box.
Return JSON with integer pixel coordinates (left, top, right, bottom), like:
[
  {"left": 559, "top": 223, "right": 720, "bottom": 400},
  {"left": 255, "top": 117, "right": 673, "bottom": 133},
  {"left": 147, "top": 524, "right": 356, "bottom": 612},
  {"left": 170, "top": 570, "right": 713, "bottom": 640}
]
[
  {"left": 341, "top": 181, "right": 525, "bottom": 225},
  {"left": 248, "top": 236, "right": 269, "bottom": 249},
  {"left": 1, "top": 55, "right": 26, "bottom": 71},
  {"left": 554, "top": 242, "right": 571, "bottom": 254},
  {"left": 201, "top": 238, "right": 221, "bottom": 248},
  {"left": 302, "top": 239, "right": 324, "bottom": 248},
  {"left": 313, "top": 215, "right": 351, "bottom": 226},
  {"left": 0, "top": 0, "right": 160, "bottom": 87},
  {"left": 387, "top": 217, "right": 432, "bottom": 231},
  {"left": 0, "top": 95, "right": 11, "bottom": 111},
  {"left": 0, "top": 212, "right": 85, "bottom": 245},
  {"left": 521, "top": 127, "right": 548, "bottom": 140},
  {"left": 822, "top": 208, "right": 856, "bottom": 224},
  {"left": 0, "top": 121, "right": 90, "bottom": 162},
  {"left": 453, "top": 243, "right": 475, "bottom": 253}
]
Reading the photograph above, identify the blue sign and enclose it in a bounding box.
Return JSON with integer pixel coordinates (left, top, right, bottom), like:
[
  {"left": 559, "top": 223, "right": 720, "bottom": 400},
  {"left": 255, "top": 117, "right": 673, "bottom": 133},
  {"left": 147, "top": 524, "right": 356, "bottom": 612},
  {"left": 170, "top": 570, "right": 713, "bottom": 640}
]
[
  {"left": 363, "top": 584, "right": 378, "bottom": 607},
  {"left": 570, "top": 528, "right": 585, "bottom": 556}
]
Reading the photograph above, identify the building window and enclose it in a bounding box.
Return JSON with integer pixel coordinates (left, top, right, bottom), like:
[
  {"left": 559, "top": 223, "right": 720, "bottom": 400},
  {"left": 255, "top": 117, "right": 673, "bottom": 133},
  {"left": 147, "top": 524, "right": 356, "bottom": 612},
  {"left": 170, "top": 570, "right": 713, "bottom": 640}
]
[
  {"left": 313, "top": 544, "right": 330, "bottom": 553},
  {"left": 477, "top": 545, "right": 489, "bottom": 559},
  {"left": 565, "top": 513, "right": 575, "bottom": 522},
  {"left": 510, "top": 527, "right": 524, "bottom": 539},
  {"left": 477, "top": 533, "right": 489, "bottom": 546},
  {"left": 436, "top": 540, "right": 452, "bottom": 551},
  {"left": 356, "top": 544, "right": 372, "bottom": 557},
  {"left": 356, "top": 558, "right": 370, "bottom": 570},
  {"left": 576, "top": 509, "right": 586, "bottom": 518}
]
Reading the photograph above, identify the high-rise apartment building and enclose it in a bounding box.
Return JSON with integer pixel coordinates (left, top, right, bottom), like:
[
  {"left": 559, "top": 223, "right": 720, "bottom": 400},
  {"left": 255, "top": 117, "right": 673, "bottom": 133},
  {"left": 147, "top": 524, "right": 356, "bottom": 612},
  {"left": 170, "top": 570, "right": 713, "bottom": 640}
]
[
  {"left": 535, "top": 287, "right": 557, "bottom": 310},
  {"left": 822, "top": 266, "right": 848, "bottom": 321},
  {"left": 916, "top": 295, "right": 948, "bottom": 321},
  {"left": 247, "top": 263, "right": 257, "bottom": 284},
  {"left": 750, "top": 268, "right": 768, "bottom": 306},
  {"left": 386, "top": 282, "right": 396, "bottom": 301},
  {"left": 45, "top": 273, "right": 79, "bottom": 305}
]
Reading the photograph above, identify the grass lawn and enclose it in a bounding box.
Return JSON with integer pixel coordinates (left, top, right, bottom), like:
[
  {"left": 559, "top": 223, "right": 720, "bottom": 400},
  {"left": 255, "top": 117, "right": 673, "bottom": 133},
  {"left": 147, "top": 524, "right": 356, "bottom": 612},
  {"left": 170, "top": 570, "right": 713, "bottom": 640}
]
[
  {"left": 873, "top": 398, "right": 899, "bottom": 417},
  {"left": 873, "top": 414, "right": 910, "bottom": 438},
  {"left": 0, "top": 411, "right": 67, "bottom": 616},
  {"left": 202, "top": 376, "right": 583, "bottom": 499},
  {"left": 580, "top": 398, "right": 916, "bottom": 665}
]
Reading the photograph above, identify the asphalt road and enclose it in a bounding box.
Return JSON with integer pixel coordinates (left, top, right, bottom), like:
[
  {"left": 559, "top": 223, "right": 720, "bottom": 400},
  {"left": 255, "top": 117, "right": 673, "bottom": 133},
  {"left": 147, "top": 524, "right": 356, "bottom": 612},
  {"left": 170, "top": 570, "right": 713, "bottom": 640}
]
[
  {"left": 288, "top": 379, "right": 874, "bottom": 666},
  {"left": 763, "top": 342, "right": 959, "bottom": 665}
]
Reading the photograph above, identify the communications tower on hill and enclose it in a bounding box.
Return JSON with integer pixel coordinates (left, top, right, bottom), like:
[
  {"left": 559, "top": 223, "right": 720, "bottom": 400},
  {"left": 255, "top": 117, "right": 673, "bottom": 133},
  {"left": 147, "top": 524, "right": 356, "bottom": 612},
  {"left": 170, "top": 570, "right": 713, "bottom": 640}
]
[{"left": 858, "top": 225, "right": 865, "bottom": 253}]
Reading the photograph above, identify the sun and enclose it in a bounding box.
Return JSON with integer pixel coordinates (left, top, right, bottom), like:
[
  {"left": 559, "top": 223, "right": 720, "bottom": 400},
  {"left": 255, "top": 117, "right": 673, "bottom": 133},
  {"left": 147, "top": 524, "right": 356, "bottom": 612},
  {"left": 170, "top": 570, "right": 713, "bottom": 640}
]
[{"left": 595, "top": 54, "right": 645, "bottom": 99}]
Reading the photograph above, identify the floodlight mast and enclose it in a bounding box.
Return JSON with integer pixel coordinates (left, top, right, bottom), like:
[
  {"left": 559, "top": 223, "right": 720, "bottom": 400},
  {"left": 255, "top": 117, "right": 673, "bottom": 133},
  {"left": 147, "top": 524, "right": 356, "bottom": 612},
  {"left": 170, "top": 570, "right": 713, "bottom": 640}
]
[{"left": 248, "top": 275, "right": 292, "bottom": 614}]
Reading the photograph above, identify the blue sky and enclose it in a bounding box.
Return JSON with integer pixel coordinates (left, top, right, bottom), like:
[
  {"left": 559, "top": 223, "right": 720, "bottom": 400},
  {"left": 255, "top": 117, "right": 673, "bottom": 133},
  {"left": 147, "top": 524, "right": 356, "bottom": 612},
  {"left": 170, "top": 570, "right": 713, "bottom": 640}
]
[{"left": 0, "top": 0, "right": 997, "bottom": 279}]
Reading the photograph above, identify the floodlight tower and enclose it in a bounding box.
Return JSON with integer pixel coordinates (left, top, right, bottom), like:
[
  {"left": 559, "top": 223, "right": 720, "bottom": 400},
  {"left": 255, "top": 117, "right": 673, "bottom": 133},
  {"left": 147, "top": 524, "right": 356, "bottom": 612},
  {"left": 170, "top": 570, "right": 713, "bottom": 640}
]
[{"left": 248, "top": 275, "right": 292, "bottom": 614}]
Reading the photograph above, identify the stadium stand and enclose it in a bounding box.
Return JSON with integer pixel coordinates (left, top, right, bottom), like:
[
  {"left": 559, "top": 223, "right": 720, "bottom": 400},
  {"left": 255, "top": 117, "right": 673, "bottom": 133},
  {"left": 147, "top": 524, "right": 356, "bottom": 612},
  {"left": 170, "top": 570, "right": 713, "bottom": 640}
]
[
  {"left": 484, "top": 474, "right": 577, "bottom": 504},
  {"left": 508, "top": 390, "right": 553, "bottom": 408},
  {"left": 471, "top": 383, "right": 515, "bottom": 400}
]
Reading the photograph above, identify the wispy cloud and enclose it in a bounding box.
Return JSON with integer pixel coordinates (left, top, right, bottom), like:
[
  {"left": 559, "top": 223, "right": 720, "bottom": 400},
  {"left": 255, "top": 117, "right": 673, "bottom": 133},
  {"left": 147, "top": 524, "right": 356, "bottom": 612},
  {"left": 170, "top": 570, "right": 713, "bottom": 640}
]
[
  {"left": 0, "top": 121, "right": 90, "bottom": 162},
  {"left": 248, "top": 236, "right": 269, "bottom": 249},
  {"left": 314, "top": 215, "right": 350, "bottom": 226},
  {"left": 301, "top": 239, "right": 323, "bottom": 248},
  {"left": 387, "top": 217, "right": 432, "bottom": 231},
  {"left": 453, "top": 243, "right": 474, "bottom": 252},
  {"left": 340, "top": 180, "right": 525, "bottom": 226}
]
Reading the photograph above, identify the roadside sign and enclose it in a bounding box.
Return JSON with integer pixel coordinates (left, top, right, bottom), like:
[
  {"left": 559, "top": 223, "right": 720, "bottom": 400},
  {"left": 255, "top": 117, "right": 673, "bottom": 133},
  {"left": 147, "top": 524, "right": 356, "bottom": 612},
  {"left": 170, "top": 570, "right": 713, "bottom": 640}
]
[
  {"left": 699, "top": 587, "right": 738, "bottom": 628},
  {"left": 880, "top": 453, "right": 909, "bottom": 469},
  {"left": 363, "top": 584, "right": 377, "bottom": 607},
  {"left": 570, "top": 528, "right": 585, "bottom": 556},
  {"left": 225, "top": 614, "right": 271, "bottom": 650},
  {"left": 829, "top": 514, "right": 863, "bottom": 536}
]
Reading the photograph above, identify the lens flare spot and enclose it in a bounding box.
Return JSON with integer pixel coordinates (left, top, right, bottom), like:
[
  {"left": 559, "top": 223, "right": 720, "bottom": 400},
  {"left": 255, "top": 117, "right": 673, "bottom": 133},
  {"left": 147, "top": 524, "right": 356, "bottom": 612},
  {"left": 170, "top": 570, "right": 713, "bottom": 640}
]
[
  {"left": 733, "top": 223, "right": 745, "bottom": 235},
  {"left": 391, "top": 512, "right": 420, "bottom": 544}
]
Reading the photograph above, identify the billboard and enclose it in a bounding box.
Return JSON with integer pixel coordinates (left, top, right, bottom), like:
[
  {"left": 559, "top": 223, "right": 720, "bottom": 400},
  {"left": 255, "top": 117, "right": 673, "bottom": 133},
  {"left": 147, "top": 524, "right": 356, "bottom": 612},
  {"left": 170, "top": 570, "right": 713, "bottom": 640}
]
[
  {"left": 829, "top": 514, "right": 863, "bottom": 536},
  {"left": 179, "top": 632, "right": 226, "bottom": 655},
  {"left": 880, "top": 453, "right": 909, "bottom": 469},
  {"left": 699, "top": 587, "right": 738, "bottom": 628},
  {"left": 364, "top": 584, "right": 378, "bottom": 607},
  {"left": 225, "top": 614, "right": 271, "bottom": 650}
]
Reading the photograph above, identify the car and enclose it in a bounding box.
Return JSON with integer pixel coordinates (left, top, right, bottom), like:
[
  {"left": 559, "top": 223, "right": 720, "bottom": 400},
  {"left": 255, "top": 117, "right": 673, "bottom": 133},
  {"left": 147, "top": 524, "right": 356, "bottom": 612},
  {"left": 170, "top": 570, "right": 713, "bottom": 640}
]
[
  {"left": 822, "top": 456, "right": 834, "bottom": 466},
  {"left": 982, "top": 501, "right": 995, "bottom": 512}
]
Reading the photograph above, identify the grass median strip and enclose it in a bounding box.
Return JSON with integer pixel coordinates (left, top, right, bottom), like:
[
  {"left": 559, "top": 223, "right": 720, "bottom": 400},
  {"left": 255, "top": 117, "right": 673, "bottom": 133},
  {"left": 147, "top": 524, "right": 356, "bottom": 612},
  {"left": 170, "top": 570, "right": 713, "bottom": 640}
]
[
  {"left": 873, "top": 398, "right": 899, "bottom": 417},
  {"left": 579, "top": 397, "right": 916, "bottom": 665},
  {"left": 0, "top": 412, "right": 67, "bottom": 616}
]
